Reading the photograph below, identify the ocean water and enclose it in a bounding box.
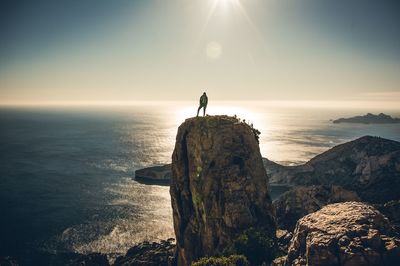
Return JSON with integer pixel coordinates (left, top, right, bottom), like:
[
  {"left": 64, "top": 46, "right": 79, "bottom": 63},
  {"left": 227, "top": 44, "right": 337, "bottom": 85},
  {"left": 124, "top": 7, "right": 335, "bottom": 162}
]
[{"left": 1, "top": 102, "right": 399, "bottom": 264}]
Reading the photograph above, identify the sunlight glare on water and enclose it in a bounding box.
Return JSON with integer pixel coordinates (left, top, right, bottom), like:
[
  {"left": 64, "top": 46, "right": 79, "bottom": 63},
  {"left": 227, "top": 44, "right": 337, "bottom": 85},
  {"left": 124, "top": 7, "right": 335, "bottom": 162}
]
[{"left": 59, "top": 177, "right": 173, "bottom": 255}]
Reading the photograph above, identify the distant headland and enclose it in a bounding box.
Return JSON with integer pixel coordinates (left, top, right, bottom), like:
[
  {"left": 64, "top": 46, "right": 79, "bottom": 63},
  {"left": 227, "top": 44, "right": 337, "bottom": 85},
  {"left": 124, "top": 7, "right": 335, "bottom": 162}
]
[{"left": 333, "top": 113, "right": 400, "bottom": 124}]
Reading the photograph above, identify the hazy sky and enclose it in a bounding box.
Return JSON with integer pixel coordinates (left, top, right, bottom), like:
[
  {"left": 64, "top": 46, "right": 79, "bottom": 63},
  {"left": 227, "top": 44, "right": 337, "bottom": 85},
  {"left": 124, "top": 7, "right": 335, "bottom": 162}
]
[{"left": 0, "top": 0, "right": 399, "bottom": 105}]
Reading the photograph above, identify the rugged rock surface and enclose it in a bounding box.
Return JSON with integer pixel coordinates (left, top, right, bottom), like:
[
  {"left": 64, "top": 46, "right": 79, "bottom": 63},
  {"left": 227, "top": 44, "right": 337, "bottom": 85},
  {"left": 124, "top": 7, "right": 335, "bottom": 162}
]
[
  {"left": 273, "top": 185, "right": 360, "bottom": 231},
  {"left": 286, "top": 202, "right": 400, "bottom": 266},
  {"left": 170, "top": 115, "right": 276, "bottom": 266},
  {"left": 276, "top": 229, "right": 293, "bottom": 254},
  {"left": 113, "top": 239, "right": 175, "bottom": 266},
  {"left": 266, "top": 136, "right": 400, "bottom": 203}
]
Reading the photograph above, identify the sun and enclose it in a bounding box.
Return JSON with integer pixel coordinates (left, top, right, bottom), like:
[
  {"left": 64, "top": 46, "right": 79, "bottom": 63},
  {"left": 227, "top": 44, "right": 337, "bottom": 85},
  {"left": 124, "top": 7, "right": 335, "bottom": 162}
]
[{"left": 215, "top": 0, "right": 239, "bottom": 6}]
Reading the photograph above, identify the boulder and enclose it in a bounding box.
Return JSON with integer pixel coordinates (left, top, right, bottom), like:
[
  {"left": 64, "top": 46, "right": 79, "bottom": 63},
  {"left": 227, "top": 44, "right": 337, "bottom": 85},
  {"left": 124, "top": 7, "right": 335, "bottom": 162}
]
[
  {"left": 273, "top": 185, "right": 360, "bottom": 231},
  {"left": 170, "top": 116, "right": 276, "bottom": 266},
  {"left": 286, "top": 202, "right": 400, "bottom": 266}
]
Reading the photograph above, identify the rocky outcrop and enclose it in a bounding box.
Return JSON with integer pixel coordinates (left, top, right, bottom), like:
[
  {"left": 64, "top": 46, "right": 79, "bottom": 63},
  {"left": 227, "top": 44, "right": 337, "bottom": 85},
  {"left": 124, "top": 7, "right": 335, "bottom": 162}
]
[
  {"left": 113, "top": 239, "right": 175, "bottom": 266},
  {"left": 273, "top": 185, "right": 360, "bottom": 231},
  {"left": 135, "top": 164, "right": 171, "bottom": 185},
  {"left": 333, "top": 113, "right": 400, "bottom": 124},
  {"left": 266, "top": 136, "right": 400, "bottom": 203},
  {"left": 170, "top": 115, "right": 276, "bottom": 266},
  {"left": 286, "top": 202, "right": 400, "bottom": 266},
  {"left": 276, "top": 229, "right": 293, "bottom": 254}
]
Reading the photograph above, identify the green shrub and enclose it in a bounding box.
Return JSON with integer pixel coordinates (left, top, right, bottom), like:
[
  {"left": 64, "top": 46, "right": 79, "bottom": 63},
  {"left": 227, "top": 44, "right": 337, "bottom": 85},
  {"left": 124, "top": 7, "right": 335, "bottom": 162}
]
[
  {"left": 223, "top": 227, "right": 276, "bottom": 265},
  {"left": 192, "top": 255, "right": 249, "bottom": 266}
]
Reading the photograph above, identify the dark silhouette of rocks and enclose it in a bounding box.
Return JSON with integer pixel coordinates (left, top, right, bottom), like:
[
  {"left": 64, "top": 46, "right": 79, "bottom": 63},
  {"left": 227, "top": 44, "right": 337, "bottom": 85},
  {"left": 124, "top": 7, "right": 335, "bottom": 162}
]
[
  {"left": 134, "top": 164, "right": 171, "bottom": 185},
  {"left": 170, "top": 115, "right": 276, "bottom": 266},
  {"left": 282, "top": 202, "right": 400, "bottom": 266},
  {"left": 375, "top": 200, "right": 400, "bottom": 234},
  {"left": 73, "top": 253, "right": 110, "bottom": 266},
  {"left": 0, "top": 256, "right": 18, "bottom": 266},
  {"left": 266, "top": 136, "right": 400, "bottom": 203},
  {"left": 273, "top": 185, "right": 360, "bottom": 231},
  {"left": 113, "top": 239, "right": 175, "bottom": 266},
  {"left": 333, "top": 113, "right": 400, "bottom": 124}
]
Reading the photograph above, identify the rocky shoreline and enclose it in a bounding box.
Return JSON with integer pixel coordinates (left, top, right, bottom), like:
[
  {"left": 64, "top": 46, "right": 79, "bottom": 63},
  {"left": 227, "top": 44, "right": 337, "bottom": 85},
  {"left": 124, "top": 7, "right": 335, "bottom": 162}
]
[{"left": 167, "top": 116, "right": 400, "bottom": 265}]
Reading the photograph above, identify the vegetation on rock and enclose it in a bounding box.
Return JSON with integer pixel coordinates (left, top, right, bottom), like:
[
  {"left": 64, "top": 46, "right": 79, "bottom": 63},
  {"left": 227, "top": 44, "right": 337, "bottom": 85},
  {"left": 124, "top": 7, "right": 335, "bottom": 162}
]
[
  {"left": 192, "top": 255, "right": 249, "bottom": 266},
  {"left": 223, "top": 227, "right": 279, "bottom": 266}
]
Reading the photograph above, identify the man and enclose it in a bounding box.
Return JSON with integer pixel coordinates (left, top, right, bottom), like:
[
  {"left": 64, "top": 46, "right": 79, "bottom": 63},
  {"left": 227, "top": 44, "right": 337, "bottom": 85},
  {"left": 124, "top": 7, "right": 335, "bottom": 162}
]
[{"left": 197, "top": 92, "right": 208, "bottom": 117}]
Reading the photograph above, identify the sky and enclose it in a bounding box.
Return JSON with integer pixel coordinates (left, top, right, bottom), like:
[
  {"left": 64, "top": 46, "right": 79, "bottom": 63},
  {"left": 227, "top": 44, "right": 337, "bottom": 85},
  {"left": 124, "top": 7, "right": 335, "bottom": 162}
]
[{"left": 0, "top": 0, "right": 399, "bottom": 105}]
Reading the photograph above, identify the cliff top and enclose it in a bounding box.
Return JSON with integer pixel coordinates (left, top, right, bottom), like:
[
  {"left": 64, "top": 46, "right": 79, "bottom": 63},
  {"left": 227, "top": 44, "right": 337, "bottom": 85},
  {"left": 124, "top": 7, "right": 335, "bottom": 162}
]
[{"left": 179, "top": 115, "right": 261, "bottom": 143}]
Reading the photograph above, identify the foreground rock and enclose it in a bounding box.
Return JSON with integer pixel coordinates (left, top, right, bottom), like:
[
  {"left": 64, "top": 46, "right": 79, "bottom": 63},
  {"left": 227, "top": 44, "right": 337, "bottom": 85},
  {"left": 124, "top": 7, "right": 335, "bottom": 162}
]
[
  {"left": 333, "top": 113, "right": 400, "bottom": 124},
  {"left": 113, "top": 239, "right": 175, "bottom": 266},
  {"left": 266, "top": 136, "right": 400, "bottom": 203},
  {"left": 170, "top": 115, "right": 276, "bottom": 265},
  {"left": 285, "top": 202, "right": 400, "bottom": 266},
  {"left": 273, "top": 185, "right": 360, "bottom": 231}
]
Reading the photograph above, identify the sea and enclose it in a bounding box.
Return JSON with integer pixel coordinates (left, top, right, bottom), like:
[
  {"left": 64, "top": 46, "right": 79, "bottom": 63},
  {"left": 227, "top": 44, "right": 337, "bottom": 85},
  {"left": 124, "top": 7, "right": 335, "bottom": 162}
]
[{"left": 1, "top": 101, "right": 399, "bottom": 265}]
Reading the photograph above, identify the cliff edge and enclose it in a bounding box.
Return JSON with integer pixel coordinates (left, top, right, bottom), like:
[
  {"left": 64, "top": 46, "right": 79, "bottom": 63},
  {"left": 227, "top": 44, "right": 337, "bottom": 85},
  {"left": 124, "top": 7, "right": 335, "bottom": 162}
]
[{"left": 170, "top": 115, "right": 276, "bottom": 265}]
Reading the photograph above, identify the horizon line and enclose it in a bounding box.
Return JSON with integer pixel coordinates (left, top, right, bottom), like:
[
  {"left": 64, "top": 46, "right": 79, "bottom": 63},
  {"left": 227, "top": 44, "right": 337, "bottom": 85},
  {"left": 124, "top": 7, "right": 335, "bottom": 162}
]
[{"left": 0, "top": 100, "right": 400, "bottom": 110}]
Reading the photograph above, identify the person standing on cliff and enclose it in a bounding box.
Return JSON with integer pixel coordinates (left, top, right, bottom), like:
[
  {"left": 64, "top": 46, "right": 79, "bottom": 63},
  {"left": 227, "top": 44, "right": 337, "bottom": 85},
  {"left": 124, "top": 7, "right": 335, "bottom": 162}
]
[{"left": 196, "top": 92, "right": 208, "bottom": 117}]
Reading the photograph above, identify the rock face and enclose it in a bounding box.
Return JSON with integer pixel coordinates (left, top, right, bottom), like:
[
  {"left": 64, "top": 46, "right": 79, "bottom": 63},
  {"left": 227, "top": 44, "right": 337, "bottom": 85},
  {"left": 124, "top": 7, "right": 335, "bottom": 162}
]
[
  {"left": 170, "top": 116, "right": 276, "bottom": 266},
  {"left": 266, "top": 136, "right": 400, "bottom": 203},
  {"left": 286, "top": 202, "right": 400, "bottom": 266},
  {"left": 273, "top": 185, "right": 360, "bottom": 231}
]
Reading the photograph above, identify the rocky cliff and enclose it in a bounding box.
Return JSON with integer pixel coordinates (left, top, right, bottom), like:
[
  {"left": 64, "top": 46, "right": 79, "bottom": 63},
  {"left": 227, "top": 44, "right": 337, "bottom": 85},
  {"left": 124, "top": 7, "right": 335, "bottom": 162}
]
[
  {"left": 170, "top": 115, "right": 276, "bottom": 266},
  {"left": 266, "top": 136, "right": 400, "bottom": 203},
  {"left": 282, "top": 202, "right": 400, "bottom": 266}
]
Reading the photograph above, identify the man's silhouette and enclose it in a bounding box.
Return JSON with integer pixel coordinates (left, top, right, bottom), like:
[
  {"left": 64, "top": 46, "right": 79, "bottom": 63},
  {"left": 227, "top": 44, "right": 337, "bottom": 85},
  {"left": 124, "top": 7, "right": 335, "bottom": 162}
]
[{"left": 197, "top": 92, "right": 208, "bottom": 117}]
